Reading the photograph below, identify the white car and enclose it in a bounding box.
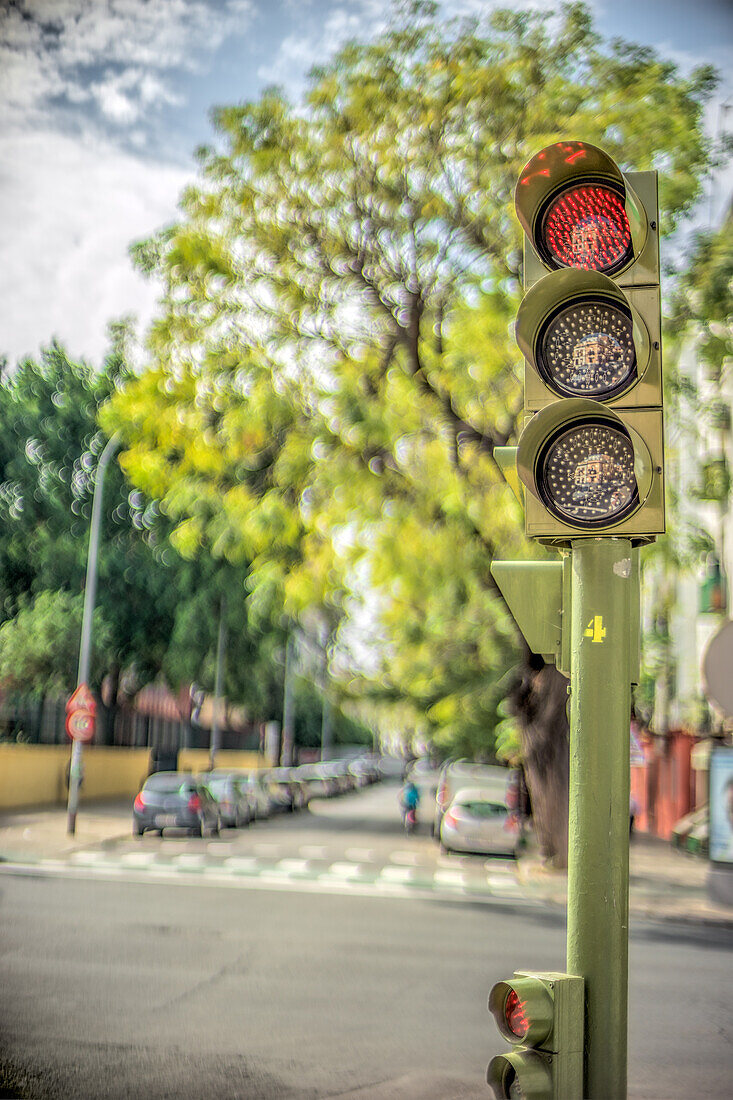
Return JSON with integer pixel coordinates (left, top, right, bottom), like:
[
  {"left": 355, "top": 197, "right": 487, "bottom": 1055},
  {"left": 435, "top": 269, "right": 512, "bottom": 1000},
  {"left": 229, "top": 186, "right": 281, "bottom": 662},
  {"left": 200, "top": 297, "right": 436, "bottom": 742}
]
[{"left": 439, "top": 787, "right": 519, "bottom": 857}]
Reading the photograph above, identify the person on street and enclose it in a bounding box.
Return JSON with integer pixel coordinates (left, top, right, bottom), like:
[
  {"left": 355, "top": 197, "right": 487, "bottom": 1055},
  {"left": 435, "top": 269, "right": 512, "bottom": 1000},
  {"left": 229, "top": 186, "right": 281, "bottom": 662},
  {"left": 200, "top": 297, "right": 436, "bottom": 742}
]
[{"left": 399, "top": 778, "right": 420, "bottom": 826}]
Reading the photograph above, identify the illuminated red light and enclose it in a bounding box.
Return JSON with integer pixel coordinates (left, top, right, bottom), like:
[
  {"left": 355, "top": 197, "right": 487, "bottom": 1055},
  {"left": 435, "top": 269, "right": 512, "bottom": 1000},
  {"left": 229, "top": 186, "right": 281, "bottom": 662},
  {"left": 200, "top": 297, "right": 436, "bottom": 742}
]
[
  {"left": 543, "top": 184, "right": 632, "bottom": 274},
  {"left": 505, "top": 990, "right": 529, "bottom": 1039}
]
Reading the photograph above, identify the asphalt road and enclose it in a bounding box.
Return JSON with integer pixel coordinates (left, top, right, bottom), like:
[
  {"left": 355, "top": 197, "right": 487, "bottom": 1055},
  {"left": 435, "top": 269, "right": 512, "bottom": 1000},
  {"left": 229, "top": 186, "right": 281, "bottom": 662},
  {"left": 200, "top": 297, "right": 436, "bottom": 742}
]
[{"left": 0, "top": 784, "right": 731, "bottom": 1099}]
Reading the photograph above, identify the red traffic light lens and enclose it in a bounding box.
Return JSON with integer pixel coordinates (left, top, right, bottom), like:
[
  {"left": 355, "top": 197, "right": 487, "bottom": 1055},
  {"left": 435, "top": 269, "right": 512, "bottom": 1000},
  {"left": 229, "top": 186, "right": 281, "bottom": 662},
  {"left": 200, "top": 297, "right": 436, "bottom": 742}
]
[
  {"left": 542, "top": 184, "right": 632, "bottom": 274},
  {"left": 504, "top": 989, "right": 529, "bottom": 1039}
]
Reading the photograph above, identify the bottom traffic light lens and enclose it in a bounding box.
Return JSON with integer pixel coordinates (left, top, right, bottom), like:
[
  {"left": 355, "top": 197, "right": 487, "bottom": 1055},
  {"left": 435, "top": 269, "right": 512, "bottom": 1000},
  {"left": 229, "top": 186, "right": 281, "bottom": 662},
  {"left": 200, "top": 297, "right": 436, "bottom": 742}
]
[
  {"left": 506, "top": 1069, "right": 525, "bottom": 1099},
  {"left": 505, "top": 990, "right": 529, "bottom": 1039},
  {"left": 538, "top": 419, "right": 638, "bottom": 527}
]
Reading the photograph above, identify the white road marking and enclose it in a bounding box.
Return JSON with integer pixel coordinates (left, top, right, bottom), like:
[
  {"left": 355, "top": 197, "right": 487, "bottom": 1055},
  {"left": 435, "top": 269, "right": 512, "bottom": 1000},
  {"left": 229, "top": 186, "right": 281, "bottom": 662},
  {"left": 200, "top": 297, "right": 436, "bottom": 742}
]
[
  {"left": 487, "top": 875, "right": 520, "bottom": 890},
  {"left": 120, "top": 852, "right": 156, "bottom": 867},
  {"left": 300, "top": 845, "right": 328, "bottom": 859},
  {"left": 345, "top": 847, "right": 375, "bottom": 862},
  {"left": 379, "top": 866, "right": 414, "bottom": 883},
  {"left": 207, "top": 842, "right": 235, "bottom": 856},
  {"left": 323, "top": 862, "right": 363, "bottom": 879},
  {"left": 275, "top": 858, "right": 311, "bottom": 874},
  {"left": 253, "top": 843, "right": 281, "bottom": 856},
  {"left": 390, "top": 851, "right": 420, "bottom": 866},
  {"left": 70, "top": 851, "right": 107, "bottom": 864},
  {"left": 437, "top": 853, "right": 469, "bottom": 868},
  {"left": 433, "top": 869, "right": 467, "bottom": 887},
  {"left": 223, "top": 857, "right": 260, "bottom": 872},
  {"left": 0, "top": 861, "right": 539, "bottom": 910},
  {"left": 173, "top": 854, "right": 207, "bottom": 869}
]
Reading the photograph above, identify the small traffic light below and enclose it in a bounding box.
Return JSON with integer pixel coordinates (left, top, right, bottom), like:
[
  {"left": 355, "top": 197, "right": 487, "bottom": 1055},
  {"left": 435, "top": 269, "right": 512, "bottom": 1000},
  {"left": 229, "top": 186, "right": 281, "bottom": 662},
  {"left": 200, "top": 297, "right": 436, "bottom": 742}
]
[
  {"left": 487, "top": 971, "right": 583, "bottom": 1100},
  {"left": 515, "top": 398, "right": 663, "bottom": 542}
]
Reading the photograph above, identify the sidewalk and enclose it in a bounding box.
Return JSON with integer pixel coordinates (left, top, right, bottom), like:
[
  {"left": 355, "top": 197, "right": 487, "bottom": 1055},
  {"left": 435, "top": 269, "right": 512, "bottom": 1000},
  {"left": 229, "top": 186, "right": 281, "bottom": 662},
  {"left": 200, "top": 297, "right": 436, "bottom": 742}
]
[
  {"left": 0, "top": 800, "right": 731, "bottom": 927},
  {"left": 516, "top": 831, "right": 733, "bottom": 928}
]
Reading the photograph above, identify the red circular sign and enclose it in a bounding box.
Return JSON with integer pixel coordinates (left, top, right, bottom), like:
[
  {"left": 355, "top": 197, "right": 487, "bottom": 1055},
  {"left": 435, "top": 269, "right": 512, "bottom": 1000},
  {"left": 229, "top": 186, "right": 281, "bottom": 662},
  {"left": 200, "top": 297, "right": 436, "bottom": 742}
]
[{"left": 65, "top": 708, "right": 96, "bottom": 743}]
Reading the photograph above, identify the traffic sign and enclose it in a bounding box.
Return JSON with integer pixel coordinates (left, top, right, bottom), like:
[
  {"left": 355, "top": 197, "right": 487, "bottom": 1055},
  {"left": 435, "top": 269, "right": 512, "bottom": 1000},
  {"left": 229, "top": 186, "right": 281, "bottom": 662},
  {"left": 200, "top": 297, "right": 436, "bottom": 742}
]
[
  {"left": 65, "top": 708, "right": 95, "bottom": 742},
  {"left": 702, "top": 619, "right": 733, "bottom": 717},
  {"left": 67, "top": 683, "right": 97, "bottom": 715}
]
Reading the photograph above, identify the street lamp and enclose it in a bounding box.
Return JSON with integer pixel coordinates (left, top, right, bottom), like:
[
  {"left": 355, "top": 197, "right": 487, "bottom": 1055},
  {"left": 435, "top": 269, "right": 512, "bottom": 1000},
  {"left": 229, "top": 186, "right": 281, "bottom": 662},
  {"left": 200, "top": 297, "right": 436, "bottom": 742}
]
[{"left": 66, "top": 432, "right": 121, "bottom": 835}]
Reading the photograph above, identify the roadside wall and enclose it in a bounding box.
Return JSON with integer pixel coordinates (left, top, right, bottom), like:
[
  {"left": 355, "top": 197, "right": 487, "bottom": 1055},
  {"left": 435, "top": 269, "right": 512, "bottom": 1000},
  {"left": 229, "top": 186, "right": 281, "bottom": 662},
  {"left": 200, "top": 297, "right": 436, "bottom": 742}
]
[
  {"left": 630, "top": 729, "right": 698, "bottom": 839},
  {"left": 0, "top": 744, "right": 263, "bottom": 810}
]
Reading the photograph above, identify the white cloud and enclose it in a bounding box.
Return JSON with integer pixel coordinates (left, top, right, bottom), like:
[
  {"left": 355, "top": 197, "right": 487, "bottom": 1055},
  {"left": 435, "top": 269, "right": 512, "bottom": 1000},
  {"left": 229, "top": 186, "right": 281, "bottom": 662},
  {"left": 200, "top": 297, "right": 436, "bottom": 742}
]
[
  {"left": 0, "top": 130, "right": 191, "bottom": 365},
  {"left": 0, "top": 0, "right": 255, "bottom": 131}
]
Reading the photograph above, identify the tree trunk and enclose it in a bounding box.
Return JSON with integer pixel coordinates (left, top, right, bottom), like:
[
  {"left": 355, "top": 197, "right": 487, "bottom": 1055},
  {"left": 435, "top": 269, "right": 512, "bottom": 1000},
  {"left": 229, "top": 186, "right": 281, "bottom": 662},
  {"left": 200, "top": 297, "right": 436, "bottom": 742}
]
[{"left": 510, "top": 657, "right": 569, "bottom": 868}]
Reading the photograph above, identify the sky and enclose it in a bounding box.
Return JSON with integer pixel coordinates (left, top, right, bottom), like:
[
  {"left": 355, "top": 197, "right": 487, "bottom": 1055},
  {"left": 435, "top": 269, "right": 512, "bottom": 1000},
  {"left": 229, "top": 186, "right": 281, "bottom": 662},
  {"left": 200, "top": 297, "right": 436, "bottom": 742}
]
[{"left": 1, "top": 0, "right": 732, "bottom": 368}]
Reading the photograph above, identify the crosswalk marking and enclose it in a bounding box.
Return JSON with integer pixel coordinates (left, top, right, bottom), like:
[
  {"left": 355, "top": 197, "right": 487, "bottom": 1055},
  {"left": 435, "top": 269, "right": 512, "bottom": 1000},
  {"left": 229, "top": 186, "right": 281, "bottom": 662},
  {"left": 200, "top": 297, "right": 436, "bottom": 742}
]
[
  {"left": 345, "top": 847, "right": 374, "bottom": 862},
  {"left": 173, "top": 854, "right": 207, "bottom": 869},
  {"left": 253, "top": 843, "right": 281, "bottom": 856},
  {"left": 390, "top": 851, "right": 420, "bottom": 866},
  {"left": 224, "top": 856, "right": 260, "bottom": 872},
  {"left": 300, "top": 845, "right": 328, "bottom": 859},
  {"left": 434, "top": 869, "right": 466, "bottom": 887},
  {"left": 275, "top": 858, "right": 311, "bottom": 874},
  {"left": 324, "top": 862, "right": 363, "bottom": 879},
  {"left": 379, "top": 866, "right": 414, "bottom": 883},
  {"left": 207, "top": 842, "right": 235, "bottom": 856},
  {"left": 18, "top": 845, "right": 528, "bottom": 908},
  {"left": 120, "top": 852, "right": 156, "bottom": 867}
]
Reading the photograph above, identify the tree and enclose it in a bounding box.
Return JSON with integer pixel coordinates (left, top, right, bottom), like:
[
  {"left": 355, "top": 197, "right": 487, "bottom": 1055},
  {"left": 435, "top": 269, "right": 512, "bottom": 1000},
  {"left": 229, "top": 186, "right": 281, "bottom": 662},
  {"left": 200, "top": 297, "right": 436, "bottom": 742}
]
[
  {"left": 0, "top": 590, "right": 111, "bottom": 694},
  {"left": 105, "top": 1, "right": 719, "bottom": 862}
]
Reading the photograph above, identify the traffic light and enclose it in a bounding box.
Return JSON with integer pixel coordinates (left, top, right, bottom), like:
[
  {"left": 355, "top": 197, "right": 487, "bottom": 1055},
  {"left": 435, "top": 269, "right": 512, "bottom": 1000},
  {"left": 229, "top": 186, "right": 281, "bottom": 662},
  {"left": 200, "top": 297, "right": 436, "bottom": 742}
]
[
  {"left": 511, "top": 140, "right": 664, "bottom": 544},
  {"left": 487, "top": 971, "right": 583, "bottom": 1100}
]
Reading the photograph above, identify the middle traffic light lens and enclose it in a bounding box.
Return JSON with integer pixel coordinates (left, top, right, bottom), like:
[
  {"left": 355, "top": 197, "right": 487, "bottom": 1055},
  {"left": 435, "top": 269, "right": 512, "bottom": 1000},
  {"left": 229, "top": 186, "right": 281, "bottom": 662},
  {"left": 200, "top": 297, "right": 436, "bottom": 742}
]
[
  {"left": 542, "top": 184, "right": 633, "bottom": 274},
  {"left": 539, "top": 420, "right": 639, "bottom": 526},
  {"left": 538, "top": 296, "right": 636, "bottom": 399}
]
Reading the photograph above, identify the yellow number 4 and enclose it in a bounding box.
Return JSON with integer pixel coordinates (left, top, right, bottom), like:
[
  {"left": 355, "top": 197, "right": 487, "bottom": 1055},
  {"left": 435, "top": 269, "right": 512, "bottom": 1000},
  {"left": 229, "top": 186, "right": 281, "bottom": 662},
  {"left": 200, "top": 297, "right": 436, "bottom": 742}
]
[{"left": 584, "top": 615, "right": 606, "bottom": 643}]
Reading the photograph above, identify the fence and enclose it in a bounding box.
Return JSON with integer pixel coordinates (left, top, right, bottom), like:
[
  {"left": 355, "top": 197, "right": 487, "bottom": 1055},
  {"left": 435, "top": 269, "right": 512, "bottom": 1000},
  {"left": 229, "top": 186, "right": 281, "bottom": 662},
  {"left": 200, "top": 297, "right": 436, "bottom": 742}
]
[{"left": 0, "top": 693, "right": 260, "bottom": 754}]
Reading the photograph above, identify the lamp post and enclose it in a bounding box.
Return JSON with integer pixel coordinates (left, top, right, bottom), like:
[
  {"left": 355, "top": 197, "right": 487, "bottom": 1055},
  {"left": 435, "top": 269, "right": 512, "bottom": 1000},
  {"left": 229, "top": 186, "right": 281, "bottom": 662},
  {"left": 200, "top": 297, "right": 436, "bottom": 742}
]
[{"left": 66, "top": 433, "right": 121, "bottom": 835}]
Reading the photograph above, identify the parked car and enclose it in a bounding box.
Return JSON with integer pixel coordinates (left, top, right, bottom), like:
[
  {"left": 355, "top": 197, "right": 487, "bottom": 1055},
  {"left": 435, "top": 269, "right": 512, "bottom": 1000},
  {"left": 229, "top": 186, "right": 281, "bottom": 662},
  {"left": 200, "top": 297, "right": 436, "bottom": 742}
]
[
  {"left": 199, "top": 771, "right": 254, "bottom": 829},
  {"left": 133, "top": 771, "right": 221, "bottom": 837},
  {"left": 229, "top": 770, "right": 274, "bottom": 820},
  {"left": 433, "top": 760, "right": 515, "bottom": 837},
  {"left": 264, "top": 768, "right": 301, "bottom": 813},
  {"left": 439, "top": 787, "right": 520, "bottom": 857},
  {"left": 294, "top": 763, "right": 332, "bottom": 800}
]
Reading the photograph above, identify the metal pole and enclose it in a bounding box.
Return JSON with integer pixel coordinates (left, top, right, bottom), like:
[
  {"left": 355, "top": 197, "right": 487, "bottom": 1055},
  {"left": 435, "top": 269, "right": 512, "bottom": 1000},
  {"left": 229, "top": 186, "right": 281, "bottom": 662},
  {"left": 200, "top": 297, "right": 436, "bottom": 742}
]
[
  {"left": 208, "top": 596, "right": 227, "bottom": 772},
  {"left": 320, "top": 695, "right": 332, "bottom": 762},
  {"left": 567, "top": 538, "right": 633, "bottom": 1099},
  {"left": 281, "top": 634, "right": 295, "bottom": 766},
  {"left": 67, "top": 433, "right": 121, "bottom": 835}
]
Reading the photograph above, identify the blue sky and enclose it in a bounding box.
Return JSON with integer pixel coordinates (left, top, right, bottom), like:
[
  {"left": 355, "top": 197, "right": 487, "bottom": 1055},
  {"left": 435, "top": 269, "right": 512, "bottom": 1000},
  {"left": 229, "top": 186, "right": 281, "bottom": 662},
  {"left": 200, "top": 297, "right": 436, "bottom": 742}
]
[{"left": 1, "top": 0, "right": 731, "bottom": 367}]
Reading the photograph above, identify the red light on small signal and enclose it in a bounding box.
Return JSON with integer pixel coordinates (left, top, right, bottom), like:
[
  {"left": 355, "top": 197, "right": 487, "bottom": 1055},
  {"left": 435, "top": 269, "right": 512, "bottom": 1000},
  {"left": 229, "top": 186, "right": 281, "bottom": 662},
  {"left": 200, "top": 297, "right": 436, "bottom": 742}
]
[
  {"left": 505, "top": 990, "right": 529, "bottom": 1039},
  {"left": 543, "top": 184, "right": 632, "bottom": 274}
]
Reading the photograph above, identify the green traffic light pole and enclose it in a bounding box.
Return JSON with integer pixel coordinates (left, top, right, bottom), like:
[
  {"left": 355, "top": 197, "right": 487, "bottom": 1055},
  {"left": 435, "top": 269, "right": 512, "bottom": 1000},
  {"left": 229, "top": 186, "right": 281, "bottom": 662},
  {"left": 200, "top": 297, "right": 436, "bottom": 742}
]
[{"left": 566, "top": 537, "right": 633, "bottom": 1099}]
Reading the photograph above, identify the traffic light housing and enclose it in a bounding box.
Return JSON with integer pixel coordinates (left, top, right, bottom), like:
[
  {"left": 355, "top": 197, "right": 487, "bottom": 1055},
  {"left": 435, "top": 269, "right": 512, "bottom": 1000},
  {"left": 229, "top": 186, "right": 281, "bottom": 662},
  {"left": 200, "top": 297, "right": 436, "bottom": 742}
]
[
  {"left": 487, "top": 971, "right": 583, "bottom": 1100},
  {"left": 511, "top": 140, "right": 664, "bottom": 544},
  {"left": 515, "top": 139, "right": 658, "bottom": 288}
]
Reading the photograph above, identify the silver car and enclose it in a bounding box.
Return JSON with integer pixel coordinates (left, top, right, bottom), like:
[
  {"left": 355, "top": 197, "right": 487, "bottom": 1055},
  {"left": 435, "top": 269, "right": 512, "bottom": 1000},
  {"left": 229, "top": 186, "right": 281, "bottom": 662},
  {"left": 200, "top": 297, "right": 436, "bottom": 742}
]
[{"left": 439, "top": 787, "right": 519, "bottom": 857}]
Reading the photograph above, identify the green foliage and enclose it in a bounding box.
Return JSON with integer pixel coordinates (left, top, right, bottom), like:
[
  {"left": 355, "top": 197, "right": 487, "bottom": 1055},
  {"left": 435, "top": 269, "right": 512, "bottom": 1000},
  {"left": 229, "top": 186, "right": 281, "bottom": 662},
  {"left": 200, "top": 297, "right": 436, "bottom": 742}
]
[
  {"left": 670, "top": 211, "right": 733, "bottom": 379},
  {"left": 0, "top": 590, "right": 111, "bottom": 694},
  {"left": 106, "top": 1, "right": 718, "bottom": 761}
]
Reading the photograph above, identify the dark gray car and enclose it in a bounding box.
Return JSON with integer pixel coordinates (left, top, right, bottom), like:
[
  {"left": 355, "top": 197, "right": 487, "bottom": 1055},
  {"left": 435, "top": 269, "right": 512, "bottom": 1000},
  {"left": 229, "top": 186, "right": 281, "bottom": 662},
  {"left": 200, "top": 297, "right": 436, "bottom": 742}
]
[{"left": 133, "top": 772, "right": 220, "bottom": 837}]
